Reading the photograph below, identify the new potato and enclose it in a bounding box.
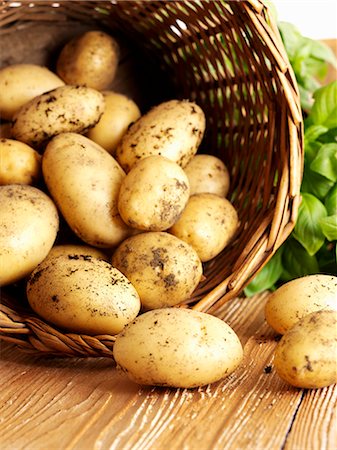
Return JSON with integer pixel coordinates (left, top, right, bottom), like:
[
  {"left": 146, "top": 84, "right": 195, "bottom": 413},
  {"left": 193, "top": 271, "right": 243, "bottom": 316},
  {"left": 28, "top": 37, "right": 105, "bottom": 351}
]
[
  {"left": 116, "top": 99, "right": 205, "bottom": 172},
  {"left": 0, "top": 138, "right": 41, "bottom": 185},
  {"left": 118, "top": 155, "right": 190, "bottom": 231},
  {"left": 42, "top": 133, "right": 130, "bottom": 248},
  {"left": 12, "top": 85, "right": 105, "bottom": 147},
  {"left": 111, "top": 231, "right": 203, "bottom": 310},
  {"left": 113, "top": 308, "right": 243, "bottom": 388},
  {"left": 46, "top": 244, "right": 109, "bottom": 262},
  {"left": 274, "top": 310, "right": 337, "bottom": 389},
  {"left": 265, "top": 274, "right": 337, "bottom": 335},
  {"left": 0, "top": 64, "right": 64, "bottom": 120},
  {"left": 0, "top": 185, "right": 59, "bottom": 286},
  {"left": 27, "top": 255, "right": 141, "bottom": 335}
]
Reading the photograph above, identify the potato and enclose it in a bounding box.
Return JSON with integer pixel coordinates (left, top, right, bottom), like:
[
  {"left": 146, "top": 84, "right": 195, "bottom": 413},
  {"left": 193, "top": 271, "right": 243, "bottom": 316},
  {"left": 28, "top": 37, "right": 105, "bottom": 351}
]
[
  {"left": 273, "top": 310, "right": 337, "bottom": 389},
  {"left": 56, "top": 31, "right": 119, "bottom": 90},
  {"left": 0, "top": 185, "right": 59, "bottom": 286},
  {"left": 42, "top": 133, "right": 130, "bottom": 248},
  {"left": 46, "top": 244, "right": 109, "bottom": 262},
  {"left": 265, "top": 274, "right": 337, "bottom": 335},
  {"left": 184, "top": 154, "right": 230, "bottom": 197},
  {"left": 26, "top": 255, "right": 140, "bottom": 335},
  {"left": 118, "top": 155, "right": 190, "bottom": 231},
  {"left": 169, "top": 193, "right": 239, "bottom": 262},
  {"left": 87, "top": 91, "right": 141, "bottom": 155},
  {"left": 0, "top": 138, "right": 41, "bottom": 185},
  {"left": 116, "top": 100, "right": 205, "bottom": 172},
  {"left": 0, "top": 64, "right": 64, "bottom": 120},
  {"left": 111, "top": 232, "right": 203, "bottom": 310},
  {"left": 12, "top": 85, "right": 105, "bottom": 148},
  {"left": 113, "top": 308, "right": 243, "bottom": 388}
]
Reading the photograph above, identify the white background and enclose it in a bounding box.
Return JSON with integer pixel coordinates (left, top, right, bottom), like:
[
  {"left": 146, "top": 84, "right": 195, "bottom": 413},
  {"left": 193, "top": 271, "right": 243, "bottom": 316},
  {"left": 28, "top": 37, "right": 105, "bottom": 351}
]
[{"left": 272, "top": 0, "right": 337, "bottom": 39}]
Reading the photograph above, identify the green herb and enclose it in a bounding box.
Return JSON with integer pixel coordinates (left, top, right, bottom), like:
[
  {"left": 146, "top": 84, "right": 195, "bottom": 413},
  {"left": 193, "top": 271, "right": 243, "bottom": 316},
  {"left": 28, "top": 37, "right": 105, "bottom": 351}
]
[{"left": 244, "top": 22, "right": 337, "bottom": 296}]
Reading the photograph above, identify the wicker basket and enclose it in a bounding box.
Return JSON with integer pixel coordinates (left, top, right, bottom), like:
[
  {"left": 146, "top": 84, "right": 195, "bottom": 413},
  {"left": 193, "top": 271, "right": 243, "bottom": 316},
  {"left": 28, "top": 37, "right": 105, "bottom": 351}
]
[{"left": 0, "top": 0, "right": 303, "bottom": 358}]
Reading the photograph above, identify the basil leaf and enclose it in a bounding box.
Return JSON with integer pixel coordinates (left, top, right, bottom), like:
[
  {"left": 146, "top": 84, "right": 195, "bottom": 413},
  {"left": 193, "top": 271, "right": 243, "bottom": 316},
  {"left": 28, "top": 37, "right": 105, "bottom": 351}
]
[
  {"left": 317, "top": 243, "right": 337, "bottom": 273},
  {"left": 310, "top": 143, "right": 337, "bottom": 181},
  {"left": 301, "top": 168, "right": 334, "bottom": 200},
  {"left": 307, "top": 39, "right": 337, "bottom": 69},
  {"left": 325, "top": 184, "right": 337, "bottom": 215},
  {"left": 305, "top": 125, "right": 329, "bottom": 145},
  {"left": 244, "top": 249, "right": 283, "bottom": 297},
  {"left": 281, "top": 239, "right": 319, "bottom": 282},
  {"left": 317, "top": 127, "right": 337, "bottom": 144},
  {"left": 293, "top": 193, "right": 327, "bottom": 255},
  {"left": 320, "top": 215, "right": 337, "bottom": 241},
  {"left": 310, "top": 81, "right": 337, "bottom": 129}
]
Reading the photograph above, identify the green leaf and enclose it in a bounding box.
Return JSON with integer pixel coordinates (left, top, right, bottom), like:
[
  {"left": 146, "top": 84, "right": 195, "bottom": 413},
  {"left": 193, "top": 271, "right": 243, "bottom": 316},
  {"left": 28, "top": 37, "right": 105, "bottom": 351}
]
[
  {"left": 317, "top": 127, "right": 337, "bottom": 144},
  {"left": 301, "top": 168, "right": 334, "bottom": 200},
  {"left": 305, "top": 125, "right": 329, "bottom": 145},
  {"left": 310, "top": 143, "right": 337, "bottom": 181},
  {"left": 244, "top": 249, "right": 283, "bottom": 297},
  {"left": 310, "top": 81, "right": 337, "bottom": 129},
  {"left": 281, "top": 239, "right": 319, "bottom": 282},
  {"left": 325, "top": 184, "right": 337, "bottom": 215},
  {"left": 278, "top": 22, "right": 303, "bottom": 59},
  {"left": 317, "top": 243, "right": 337, "bottom": 273},
  {"left": 298, "top": 85, "right": 315, "bottom": 111},
  {"left": 307, "top": 39, "right": 337, "bottom": 69},
  {"left": 320, "top": 215, "right": 337, "bottom": 241},
  {"left": 293, "top": 193, "right": 327, "bottom": 255}
]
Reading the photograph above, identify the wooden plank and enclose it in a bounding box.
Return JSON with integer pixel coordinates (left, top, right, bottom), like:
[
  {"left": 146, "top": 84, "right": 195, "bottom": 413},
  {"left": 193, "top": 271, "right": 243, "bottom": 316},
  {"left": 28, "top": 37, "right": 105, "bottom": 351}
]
[{"left": 0, "top": 293, "right": 336, "bottom": 450}]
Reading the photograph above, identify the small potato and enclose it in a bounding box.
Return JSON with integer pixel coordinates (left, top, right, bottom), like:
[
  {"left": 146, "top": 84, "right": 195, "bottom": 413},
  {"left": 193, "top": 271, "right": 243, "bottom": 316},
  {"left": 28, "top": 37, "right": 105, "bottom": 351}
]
[
  {"left": 12, "top": 85, "right": 105, "bottom": 148},
  {"left": 118, "top": 155, "right": 190, "bottom": 231},
  {"left": 274, "top": 310, "right": 337, "bottom": 389},
  {"left": 169, "top": 193, "right": 239, "bottom": 262},
  {"left": 113, "top": 308, "right": 243, "bottom": 388},
  {"left": 42, "top": 133, "right": 130, "bottom": 248},
  {"left": 111, "top": 231, "right": 203, "bottom": 310},
  {"left": 0, "top": 185, "right": 59, "bottom": 286},
  {"left": 27, "top": 255, "right": 141, "bottom": 335},
  {"left": 184, "top": 154, "right": 230, "bottom": 197},
  {"left": 0, "top": 64, "right": 64, "bottom": 120},
  {"left": 265, "top": 274, "right": 337, "bottom": 335},
  {"left": 87, "top": 91, "right": 141, "bottom": 155},
  {"left": 46, "top": 244, "right": 109, "bottom": 262},
  {"left": 116, "top": 99, "right": 205, "bottom": 172},
  {"left": 0, "top": 138, "right": 41, "bottom": 185},
  {"left": 56, "top": 30, "right": 119, "bottom": 90}
]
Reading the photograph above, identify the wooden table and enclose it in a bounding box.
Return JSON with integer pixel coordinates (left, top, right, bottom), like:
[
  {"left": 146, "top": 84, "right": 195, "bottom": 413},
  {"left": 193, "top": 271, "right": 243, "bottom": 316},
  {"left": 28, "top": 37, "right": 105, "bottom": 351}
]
[{"left": 1, "top": 292, "right": 336, "bottom": 450}]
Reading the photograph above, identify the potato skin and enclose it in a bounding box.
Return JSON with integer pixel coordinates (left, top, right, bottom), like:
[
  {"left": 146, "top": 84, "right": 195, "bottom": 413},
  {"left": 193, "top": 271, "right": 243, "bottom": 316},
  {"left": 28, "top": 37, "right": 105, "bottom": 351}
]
[
  {"left": 169, "top": 193, "right": 239, "bottom": 262},
  {"left": 46, "top": 244, "right": 109, "bottom": 262},
  {"left": 12, "top": 85, "right": 104, "bottom": 148},
  {"left": 111, "top": 232, "right": 203, "bottom": 310},
  {"left": 0, "top": 64, "right": 64, "bottom": 120},
  {"left": 274, "top": 310, "right": 337, "bottom": 389},
  {"left": 113, "top": 308, "right": 243, "bottom": 388},
  {"left": 56, "top": 31, "right": 119, "bottom": 90},
  {"left": 86, "top": 91, "right": 141, "bottom": 155},
  {"left": 0, "top": 185, "right": 59, "bottom": 286},
  {"left": 0, "top": 138, "right": 41, "bottom": 185},
  {"left": 118, "top": 155, "right": 190, "bottom": 231},
  {"left": 184, "top": 154, "right": 230, "bottom": 197},
  {"left": 42, "top": 133, "right": 130, "bottom": 248},
  {"left": 116, "top": 99, "right": 205, "bottom": 172},
  {"left": 27, "top": 255, "right": 141, "bottom": 335},
  {"left": 265, "top": 274, "right": 337, "bottom": 335}
]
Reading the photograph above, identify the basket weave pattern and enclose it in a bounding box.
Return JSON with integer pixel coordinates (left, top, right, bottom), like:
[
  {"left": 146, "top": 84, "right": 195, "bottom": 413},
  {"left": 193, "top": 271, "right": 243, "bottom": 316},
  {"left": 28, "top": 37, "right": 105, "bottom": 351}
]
[{"left": 0, "top": 0, "right": 303, "bottom": 357}]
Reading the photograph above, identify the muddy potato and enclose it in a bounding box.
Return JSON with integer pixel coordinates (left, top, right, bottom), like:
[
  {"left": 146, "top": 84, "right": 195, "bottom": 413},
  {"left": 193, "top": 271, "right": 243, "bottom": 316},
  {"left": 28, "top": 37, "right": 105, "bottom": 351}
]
[
  {"left": 184, "top": 154, "right": 230, "bottom": 197},
  {"left": 87, "top": 91, "right": 141, "bottom": 155},
  {"left": 274, "top": 310, "right": 337, "bottom": 389},
  {"left": 111, "top": 232, "right": 203, "bottom": 310},
  {"left": 0, "top": 64, "right": 64, "bottom": 120},
  {"left": 0, "top": 185, "right": 59, "bottom": 286},
  {"left": 56, "top": 31, "right": 119, "bottom": 90},
  {"left": 12, "top": 85, "right": 104, "bottom": 148},
  {"left": 265, "top": 274, "right": 337, "bottom": 335},
  {"left": 27, "top": 255, "right": 141, "bottom": 335},
  {"left": 113, "top": 308, "right": 243, "bottom": 388},
  {"left": 0, "top": 138, "right": 41, "bottom": 185},
  {"left": 116, "top": 100, "right": 205, "bottom": 172},
  {"left": 169, "top": 193, "right": 239, "bottom": 262},
  {"left": 43, "top": 133, "right": 130, "bottom": 248},
  {"left": 46, "top": 244, "right": 109, "bottom": 262},
  {"left": 118, "top": 155, "right": 190, "bottom": 231}
]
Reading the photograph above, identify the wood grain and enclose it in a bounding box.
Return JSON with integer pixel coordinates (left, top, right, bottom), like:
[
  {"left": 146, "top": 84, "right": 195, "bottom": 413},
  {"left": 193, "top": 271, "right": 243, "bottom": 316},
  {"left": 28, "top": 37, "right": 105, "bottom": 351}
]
[{"left": 1, "top": 292, "right": 336, "bottom": 450}]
